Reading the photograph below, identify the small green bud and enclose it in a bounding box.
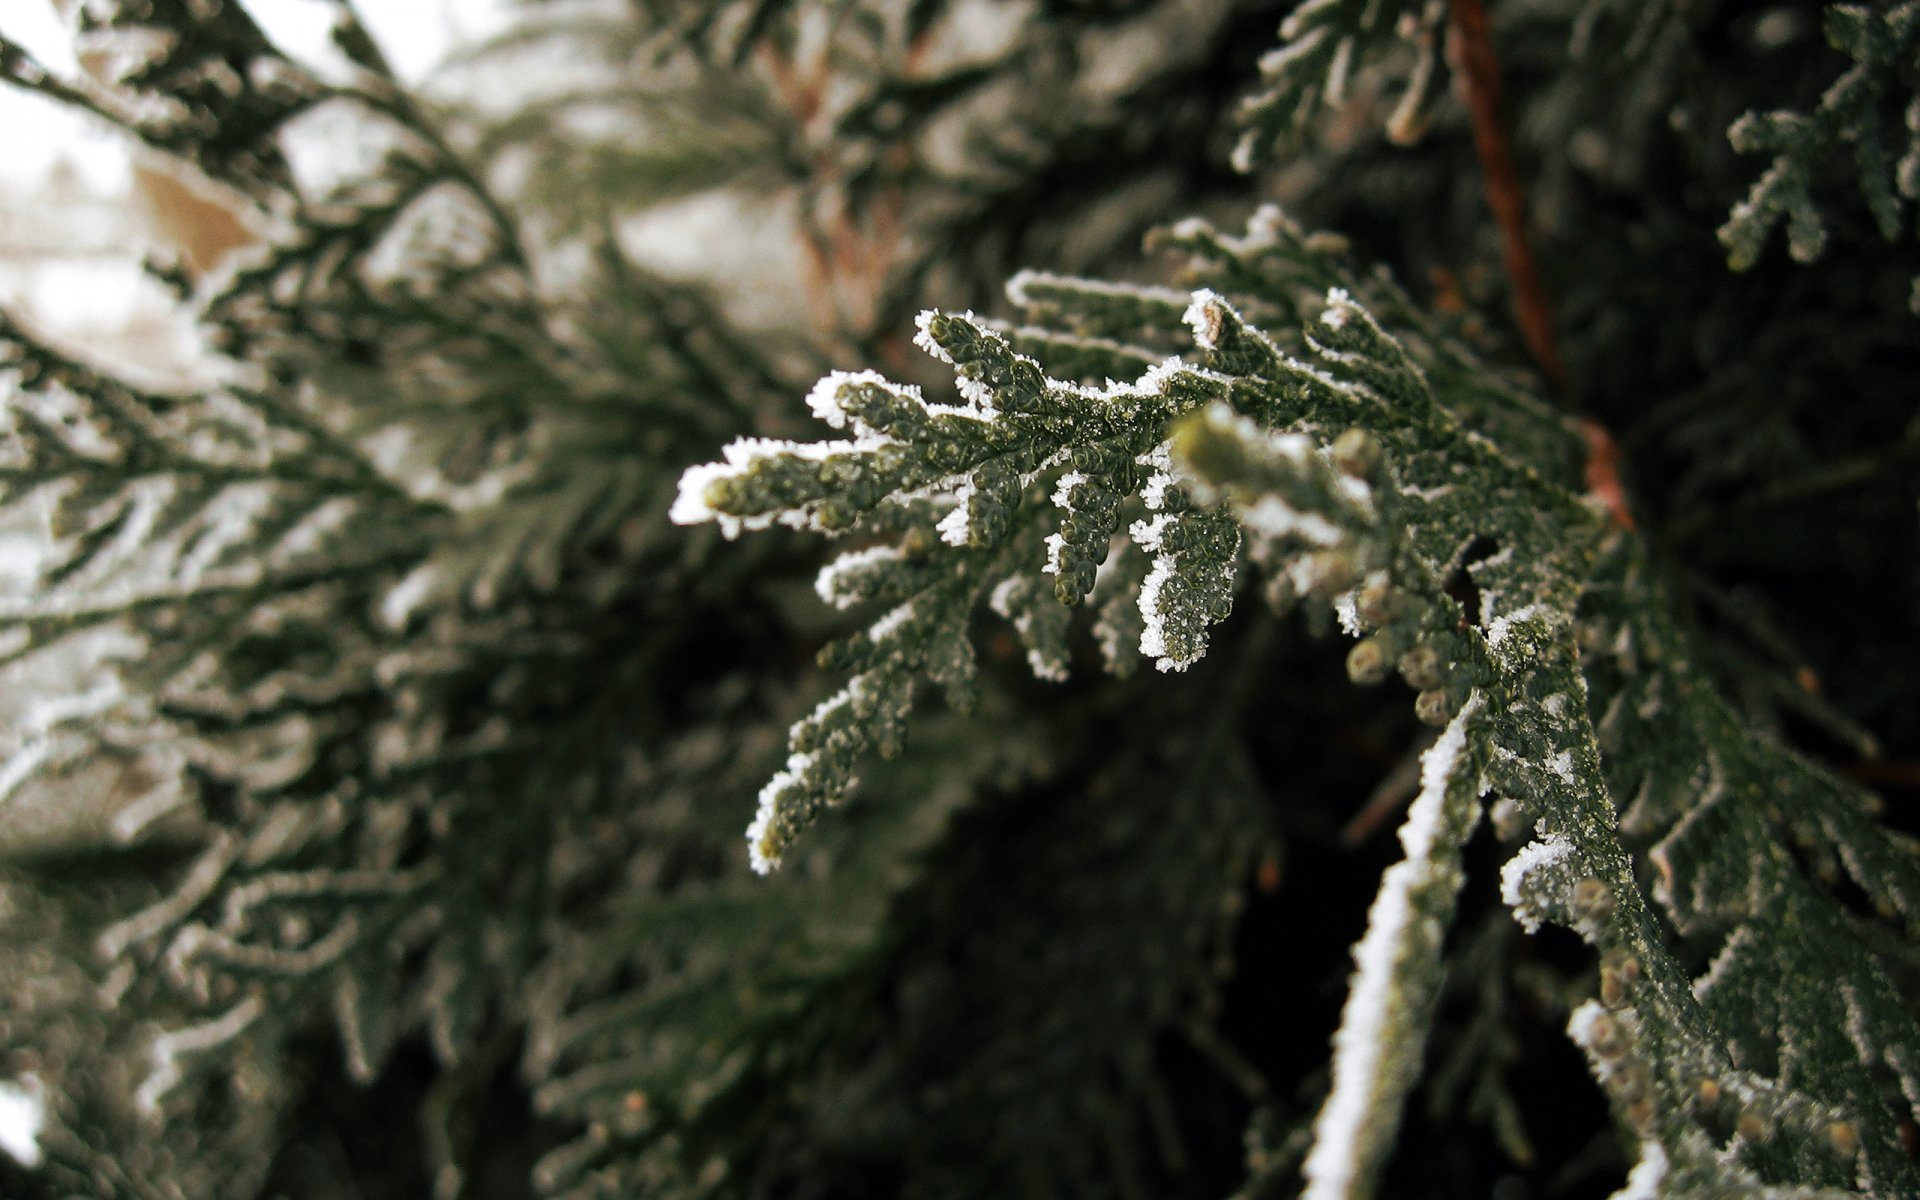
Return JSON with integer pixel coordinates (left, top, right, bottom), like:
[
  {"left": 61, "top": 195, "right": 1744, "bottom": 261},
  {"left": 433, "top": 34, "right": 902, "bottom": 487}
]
[
  {"left": 1572, "top": 877, "right": 1615, "bottom": 925},
  {"left": 1166, "top": 406, "right": 1249, "bottom": 493},
  {"left": 1347, "top": 636, "right": 1392, "bottom": 685},
  {"left": 1262, "top": 573, "right": 1299, "bottom": 615},
  {"left": 1056, "top": 561, "right": 1096, "bottom": 605},
  {"left": 1355, "top": 572, "right": 1397, "bottom": 626},
  {"left": 1398, "top": 643, "right": 1443, "bottom": 691},
  {"left": 1736, "top": 1107, "right": 1771, "bottom": 1142},
  {"left": 1586, "top": 1012, "right": 1628, "bottom": 1060},
  {"left": 1600, "top": 950, "right": 1640, "bottom": 1009},
  {"left": 816, "top": 500, "right": 856, "bottom": 531},
  {"left": 1489, "top": 796, "right": 1526, "bottom": 842},
  {"left": 1299, "top": 550, "right": 1363, "bottom": 598},
  {"left": 1827, "top": 1121, "right": 1859, "bottom": 1160},
  {"left": 1329, "top": 428, "right": 1383, "bottom": 480}
]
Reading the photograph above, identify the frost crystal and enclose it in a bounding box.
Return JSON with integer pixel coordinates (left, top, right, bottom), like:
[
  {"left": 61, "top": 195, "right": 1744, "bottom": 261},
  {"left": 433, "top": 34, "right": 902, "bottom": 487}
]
[{"left": 1500, "top": 833, "right": 1572, "bottom": 933}]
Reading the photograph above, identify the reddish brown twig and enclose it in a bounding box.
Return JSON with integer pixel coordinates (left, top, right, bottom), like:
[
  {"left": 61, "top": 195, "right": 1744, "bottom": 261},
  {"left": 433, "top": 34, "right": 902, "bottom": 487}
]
[
  {"left": 1581, "top": 417, "right": 1636, "bottom": 529},
  {"left": 1446, "top": 0, "right": 1639, "bottom": 528},
  {"left": 1846, "top": 760, "right": 1920, "bottom": 789},
  {"left": 1446, "top": 0, "right": 1566, "bottom": 389}
]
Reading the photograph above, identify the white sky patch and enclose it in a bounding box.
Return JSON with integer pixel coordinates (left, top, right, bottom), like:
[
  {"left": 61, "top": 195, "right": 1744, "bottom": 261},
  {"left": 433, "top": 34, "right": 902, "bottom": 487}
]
[
  {"left": 0, "top": 1074, "right": 44, "bottom": 1168},
  {"left": 0, "top": 1, "right": 501, "bottom": 192}
]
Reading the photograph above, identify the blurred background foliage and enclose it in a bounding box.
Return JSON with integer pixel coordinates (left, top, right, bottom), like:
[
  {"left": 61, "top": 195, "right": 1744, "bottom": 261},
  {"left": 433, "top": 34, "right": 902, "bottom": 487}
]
[{"left": 0, "top": 0, "right": 1914, "bottom": 1197}]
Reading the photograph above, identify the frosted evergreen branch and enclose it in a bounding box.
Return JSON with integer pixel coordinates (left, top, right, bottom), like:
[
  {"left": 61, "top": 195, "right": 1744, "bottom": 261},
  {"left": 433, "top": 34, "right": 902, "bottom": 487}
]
[
  {"left": 1177, "top": 319, "right": 1920, "bottom": 1192},
  {"left": 762, "top": 213, "right": 1920, "bottom": 1197},
  {"left": 1720, "top": 3, "right": 1920, "bottom": 282},
  {"left": 1301, "top": 695, "right": 1488, "bottom": 1200},
  {"left": 1233, "top": 0, "right": 1444, "bottom": 171}
]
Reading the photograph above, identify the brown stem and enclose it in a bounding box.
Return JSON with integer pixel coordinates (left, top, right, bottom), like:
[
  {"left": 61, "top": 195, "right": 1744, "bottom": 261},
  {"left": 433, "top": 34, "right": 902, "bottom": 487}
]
[
  {"left": 1445, "top": 0, "right": 1565, "bottom": 389},
  {"left": 1446, "top": 0, "right": 1639, "bottom": 528},
  {"left": 1846, "top": 761, "right": 1920, "bottom": 789}
]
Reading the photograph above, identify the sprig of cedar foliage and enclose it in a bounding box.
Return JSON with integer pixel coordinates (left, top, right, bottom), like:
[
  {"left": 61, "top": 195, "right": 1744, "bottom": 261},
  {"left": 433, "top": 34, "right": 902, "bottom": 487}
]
[
  {"left": 675, "top": 206, "right": 1920, "bottom": 1197},
  {"left": 0, "top": 3, "right": 817, "bottom": 1193},
  {"left": 1719, "top": 2, "right": 1920, "bottom": 293}
]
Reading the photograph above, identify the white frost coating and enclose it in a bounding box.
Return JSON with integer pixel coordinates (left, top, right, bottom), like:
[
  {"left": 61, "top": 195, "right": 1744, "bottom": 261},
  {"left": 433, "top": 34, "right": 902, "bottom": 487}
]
[
  {"left": 1401, "top": 694, "right": 1481, "bottom": 857},
  {"left": 0, "top": 739, "right": 53, "bottom": 808},
  {"left": 380, "top": 563, "right": 437, "bottom": 629},
  {"left": 1183, "top": 289, "right": 1229, "bottom": 349},
  {"left": 815, "top": 544, "right": 903, "bottom": 607},
  {"left": 1302, "top": 696, "right": 1483, "bottom": 1200},
  {"left": 1051, "top": 471, "right": 1086, "bottom": 508},
  {"left": 1548, "top": 751, "right": 1576, "bottom": 784},
  {"left": 937, "top": 482, "right": 974, "bottom": 546},
  {"left": 868, "top": 601, "right": 915, "bottom": 643},
  {"left": 1335, "top": 593, "right": 1362, "bottom": 637},
  {"left": 0, "top": 1074, "right": 45, "bottom": 1168},
  {"left": 1137, "top": 441, "right": 1174, "bottom": 481},
  {"left": 669, "top": 458, "right": 737, "bottom": 529},
  {"left": 1229, "top": 131, "right": 1259, "bottom": 176},
  {"left": 910, "top": 310, "right": 1007, "bottom": 419},
  {"left": 1005, "top": 269, "right": 1189, "bottom": 310},
  {"left": 137, "top": 996, "right": 264, "bottom": 1113},
  {"left": 1239, "top": 496, "right": 1345, "bottom": 547},
  {"left": 1321, "top": 287, "right": 1354, "bottom": 329},
  {"left": 1026, "top": 648, "right": 1068, "bottom": 684},
  {"left": 1483, "top": 604, "right": 1549, "bottom": 650},
  {"left": 746, "top": 751, "right": 818, "bottom": 875},
  {"left": 1130, "top": 513, "right": 1174, "bottom": 551},
  {"left": 1334, "top": 473, "right": 1374, "bottom": 508},
  {"left": 671, "top": 434, "right": 889, "bottom": 537},
  {"left": 1137, "top": 555, "right": 1190, "bottom": 671},
  {"left": 1692, "top": 924, "right": 1755, "bottom": 1005},
  {"left": 1500, "top": 833, "right": 1573, "bottom": 932},
  {"left": 1142, "top": 470, "right": 1177, "bottom": 510},
  {"left": 1543, "top": 692, "right": 1569, "bottom": 718},
  {"left": 1612, "top": 1140, "right": 1668, "bottom": 1200},
  {"left": 1566, "top": 999, "right": 1609, "bottom": 1049},
  {"left": 987, "top": 576, "right": 1023, "bottom": 619},
  {"left": 1042, "top": 532, "right": 1068, "bottom": 576},
  {"left": 805, "top": 369, "right": 889, "bottom": 430}
]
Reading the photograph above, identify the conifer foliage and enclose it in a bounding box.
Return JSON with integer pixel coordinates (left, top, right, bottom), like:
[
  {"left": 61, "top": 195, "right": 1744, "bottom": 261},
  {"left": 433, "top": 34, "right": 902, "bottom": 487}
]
[{"left": 2, "top": 1, "right": 1919, "bottom": 1198}]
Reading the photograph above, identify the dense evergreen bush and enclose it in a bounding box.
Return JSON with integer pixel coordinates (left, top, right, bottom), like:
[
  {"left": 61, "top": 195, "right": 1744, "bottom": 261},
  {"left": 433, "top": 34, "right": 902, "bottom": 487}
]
[{"left": 2, "top": 1, "right": 1918, "bottom": 1197}]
